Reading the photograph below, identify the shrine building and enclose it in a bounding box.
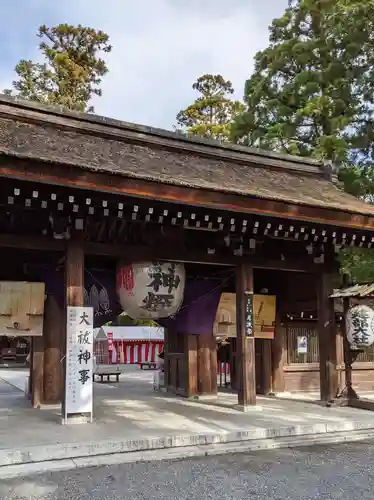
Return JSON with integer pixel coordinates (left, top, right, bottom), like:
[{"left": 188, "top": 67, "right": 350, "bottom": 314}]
[{"left": 1, "top": 93, "right": 374, "bottom": 410}]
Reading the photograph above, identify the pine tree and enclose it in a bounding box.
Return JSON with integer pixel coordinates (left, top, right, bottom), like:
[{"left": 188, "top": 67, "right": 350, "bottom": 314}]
[
  {"left": 176, "top": 74, "right": 244, "bottom": 141},
  {"left": 231, "top": 0, "right": 374, "bottom": 197},
  {"left": 5, "top": 24, "right": 112, "bottom": 112}
]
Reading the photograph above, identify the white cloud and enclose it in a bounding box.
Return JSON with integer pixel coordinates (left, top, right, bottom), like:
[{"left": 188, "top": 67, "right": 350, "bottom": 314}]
[{"left": 0, "top": 0, "right": 288, "bottom": 128}]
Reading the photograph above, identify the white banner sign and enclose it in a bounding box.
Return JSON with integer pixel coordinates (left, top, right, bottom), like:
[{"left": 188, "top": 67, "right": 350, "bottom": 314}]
[{"left": 65, "top": 306, "right": 94, "bottom": 420}]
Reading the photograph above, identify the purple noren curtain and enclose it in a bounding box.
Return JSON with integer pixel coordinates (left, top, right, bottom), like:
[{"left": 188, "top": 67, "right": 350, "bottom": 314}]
[
  {"left": 30, "top": 266, "right": 121, "bottom": 328},
  {"left": 158, "top": 279, "right": 222, "bottom": 335}
]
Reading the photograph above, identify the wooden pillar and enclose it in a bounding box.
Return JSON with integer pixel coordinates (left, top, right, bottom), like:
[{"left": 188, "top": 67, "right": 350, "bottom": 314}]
[
  {"left": 66, "top": 236, "right": 84, "bottom": 307},
  {"left": 31, "top": 336, "right": 44, "bottom": 408},
  {"left": 62, "top": 234, "right": 85, "bottom": 413},
  {"left": 271, "top": 314, "right": 285, "bottom": 393},
  {"left": 317, "top": 273, "right": 338, "bottom": 402},
  {"left": 336, "top": 322, "right": 345, "bottom": 394},
  {"left": 197, "top": 335, "right": 212, "bottom": 395},
  {"left": 43, "top": 295, "right": 63, "bottom": 404},
  {"left": 340, "top": 275, "right": 358, "bottom": 399},
  {"left": 236, "top": 262, "right": 256, "bottom": 406},
  {"left": 186, "top": 334, "right": 198, "bottom": 397},
  {"left": 261, "top": 339, "right": 272, "bottom": 395},
  {"left": 163, "top": 328, "right": 170, "bottom": 390},
  {"left": 209, "top": 336, "right": 218, "bottom": 395}
]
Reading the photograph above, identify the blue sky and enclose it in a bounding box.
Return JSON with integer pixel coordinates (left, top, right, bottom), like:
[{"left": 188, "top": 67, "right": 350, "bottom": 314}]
[{"left": 0, "top": 0, "right": 288, "bottom": 128}]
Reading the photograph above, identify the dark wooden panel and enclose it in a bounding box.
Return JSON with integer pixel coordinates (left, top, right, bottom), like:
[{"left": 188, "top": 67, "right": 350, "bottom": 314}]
[{"left": 284, "top": 365, "right": 374, "bottom": 394}]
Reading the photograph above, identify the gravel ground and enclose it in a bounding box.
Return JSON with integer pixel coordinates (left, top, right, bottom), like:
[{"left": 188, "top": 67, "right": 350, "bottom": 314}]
[{"left": 1, "top": 441, "right": 374, "bottom": 499}]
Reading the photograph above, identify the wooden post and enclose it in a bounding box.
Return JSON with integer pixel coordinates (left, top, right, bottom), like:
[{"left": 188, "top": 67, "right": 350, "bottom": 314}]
[
  {"left": 271, "top": 313, "right": 285, "bottom": 393},
  {"left": 336, "top": 322, "right": 345, "bottom": 394},
  {"left": 261, "top": 339, "right": 272, "bottom": 395},
  {"left": 163, "top": 328, "right": 169, "bottom": 390},
  {"left": 317, "top": 273, "right": 338, "bottom": 402},
  {"left": 209, "top": 336, "right": 218, "bottom": 395},
  {"left": 31, "top": 336, "right": 44, "bottom": 408},
  {"left": 236, "top": 262, "right": 256, "bottom": 407},
  {"left": 62, "top": 234, "right": 85, "bottom": 415},
  {"left": 66, "top": 237, "right": 85, "bottom": 307},
  {"left": 340, "top": 274, "right": 358, "bottom": 399},
  {"left": 186, "top": 334, "right": 198, "bottom": 398},
  {"left": 197, "top": 335, "right": 212, "bottom": 395},
  {"left": 43, "top": 295, "right": 63, "bottom": 404}
]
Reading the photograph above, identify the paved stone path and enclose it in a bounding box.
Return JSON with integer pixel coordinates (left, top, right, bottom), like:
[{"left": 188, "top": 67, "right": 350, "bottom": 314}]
[
  {"left": 1, "top": 440, "right": 374, "bottom": 499},
  {"left": 1, "top": 366, "right": 374, "bottom": 472}
]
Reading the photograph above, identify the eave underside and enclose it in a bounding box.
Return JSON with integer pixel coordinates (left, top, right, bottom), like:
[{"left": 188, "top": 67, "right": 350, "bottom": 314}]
[{"left": 1, "top": 156, "right": 374, "bottom": 232}]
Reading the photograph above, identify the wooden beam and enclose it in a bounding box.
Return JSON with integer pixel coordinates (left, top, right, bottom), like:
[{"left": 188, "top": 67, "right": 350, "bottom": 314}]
[
  {"left": 236, "top": 262, "right": 256, "bottom": 406},
  {"left": 0, "top": 234, "right": 65, "bottom": 252},
  {"left": 317, "top": 273, "right": 338, "bottom": 402},
  {"left": 0, "top": 233, "right": 325, "bottom": 273},
  {"left": 1, "top": 158, "right": 374, "bottom": 230}
]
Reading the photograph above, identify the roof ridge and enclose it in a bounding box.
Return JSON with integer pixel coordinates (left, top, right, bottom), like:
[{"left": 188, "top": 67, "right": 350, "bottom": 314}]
[{"left": 0, "top": 93, "right": 328, "bottom": 177}]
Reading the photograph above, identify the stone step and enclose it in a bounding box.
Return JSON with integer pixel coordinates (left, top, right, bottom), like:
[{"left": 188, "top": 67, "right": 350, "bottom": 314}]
[{"left": 0, "top": 425, "right": 373, "bottom": 479}]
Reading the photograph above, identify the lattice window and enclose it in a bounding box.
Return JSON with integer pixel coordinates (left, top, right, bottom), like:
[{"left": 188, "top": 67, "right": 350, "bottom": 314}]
[{"left": 285, "top": 322, "right": 319, "bottom": 364}]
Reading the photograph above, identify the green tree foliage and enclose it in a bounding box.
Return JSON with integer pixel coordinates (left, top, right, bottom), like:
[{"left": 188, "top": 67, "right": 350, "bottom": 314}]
[
  {"left": 5, "top": 24, "right": 112, "bottom": 112},
  {"left": 231, "top": 0, "right": 374, "bottom": 196},
  {"left": 337, "top": 248, "right": 374, "bottom": 284},
  {"left": 231, "top": 0, "right": 374, "bottom": 283},
  {"left": 176, "top": 74, "right": 245, "bottom": 141}
]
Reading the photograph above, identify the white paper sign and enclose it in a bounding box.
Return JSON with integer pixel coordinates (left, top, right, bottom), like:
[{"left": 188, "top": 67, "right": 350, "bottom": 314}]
[
  {"left": 297, "top": 336, "right": 308, "bottom": 355},
  {"left": 65, "top": 306, "right": 94, "bottom": 418}
]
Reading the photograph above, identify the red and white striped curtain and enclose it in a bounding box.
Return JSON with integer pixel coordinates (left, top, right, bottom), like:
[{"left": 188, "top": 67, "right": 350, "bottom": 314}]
[
  {"left": 217, "top": 361, "right": 230, "bottom": 375},
  {"left": 109, "top": 340, "right": 163, "bottom": 364}
]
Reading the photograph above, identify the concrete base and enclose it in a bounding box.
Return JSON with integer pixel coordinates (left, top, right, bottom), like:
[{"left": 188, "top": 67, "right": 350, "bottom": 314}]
[
  {"left": 233, "top": 404, "right": 261, "bottom": 413},
  {"left": 61, "top": 414, "right": 93, "bottom": 425},
  {"left": 192, "top": 394, "right": 219, "bottom": 401},
  {"left": 272, "top": 391, "right": 293, "bottom": 398},
  {"left": 39, "top": 403, "right": 61, "bottom": 411}
]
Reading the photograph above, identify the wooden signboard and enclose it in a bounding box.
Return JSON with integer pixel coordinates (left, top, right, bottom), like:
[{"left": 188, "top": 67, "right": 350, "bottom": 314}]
[
  {"left": 0, "top": 281, "right": 45, "bottom": 337},
  {"left": 213, "top": 293, "right": 276, "bottom": 339}
]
